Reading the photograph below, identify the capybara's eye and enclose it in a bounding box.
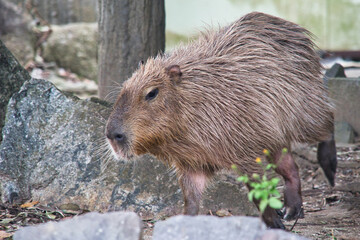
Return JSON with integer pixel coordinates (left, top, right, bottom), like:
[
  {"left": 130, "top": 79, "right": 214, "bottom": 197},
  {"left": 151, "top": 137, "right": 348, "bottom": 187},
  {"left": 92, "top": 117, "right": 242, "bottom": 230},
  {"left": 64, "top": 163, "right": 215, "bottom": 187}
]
[{"left": 145, "top": 88, "right": 159, "bottom": 101}]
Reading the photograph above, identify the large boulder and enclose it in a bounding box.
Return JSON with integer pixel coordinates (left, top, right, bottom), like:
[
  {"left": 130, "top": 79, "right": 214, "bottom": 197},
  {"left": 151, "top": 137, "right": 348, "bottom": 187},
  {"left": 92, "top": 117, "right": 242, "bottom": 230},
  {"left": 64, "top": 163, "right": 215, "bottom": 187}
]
[
  {"left": 0, "top": 77, "right": 257, "bottom": 218},
  {"left": 0, "top": 40, "right": 31, "bottom": 143},
  {"left": 153, "top": 215, "right": 309, "bottom": 240},
  {"left": 43, "top": 23, "right": 98, "bottom": 81},
  {"left": 326, "top": 64, "right": 360, "bottom": 138},
  {"left": 14, "top": 211, "right": 142, "bottom": 240}
]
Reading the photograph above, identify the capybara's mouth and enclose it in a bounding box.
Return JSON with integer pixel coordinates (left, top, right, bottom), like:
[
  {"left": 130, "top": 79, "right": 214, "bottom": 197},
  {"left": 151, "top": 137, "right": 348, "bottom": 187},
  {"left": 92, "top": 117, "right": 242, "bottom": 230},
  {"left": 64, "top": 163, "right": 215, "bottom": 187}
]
[{"left": 107, "top": 139, "right": 134, "bottom": 160}]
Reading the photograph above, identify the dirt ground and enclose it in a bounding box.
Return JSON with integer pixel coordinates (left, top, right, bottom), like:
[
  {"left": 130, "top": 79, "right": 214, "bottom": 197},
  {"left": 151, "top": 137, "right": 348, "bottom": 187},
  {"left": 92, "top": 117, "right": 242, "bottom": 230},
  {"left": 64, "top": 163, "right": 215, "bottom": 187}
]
[{"left": 284, "top": 143, "right": 360, "bottom": 240}]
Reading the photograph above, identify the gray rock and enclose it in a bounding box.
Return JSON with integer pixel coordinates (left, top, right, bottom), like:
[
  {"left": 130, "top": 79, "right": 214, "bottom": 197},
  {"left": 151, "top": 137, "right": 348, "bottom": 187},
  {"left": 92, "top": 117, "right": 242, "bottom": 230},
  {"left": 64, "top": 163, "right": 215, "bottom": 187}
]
[
  {"left": 43, "top": 23, "right": 98, "bottom": 81},
  {"left": 328, "top": 75, "right": 360, "bottom": 135},
  {"left": 335, "top": 121, "right": 355, "bottom": 143},
  {"left": 153, "top": 215, "right": 308, "bottom": 240},
  {"left": 0, "top": 77, "right": 256, "bottom": 218},
  {"left": 0, "top": 78, "right": 112, "bottom": 207},
  {"left": 14, "top": 211, "right": 142, "bottom": 240},
  {"left": 259, "top": 229, "right": 309, "bottom": 240},
  {"left": 325, "top": 63, "right": 346, "bottom": 79},
  {"left": 0, "top": 40, "right": 30, "bottom": 143}
]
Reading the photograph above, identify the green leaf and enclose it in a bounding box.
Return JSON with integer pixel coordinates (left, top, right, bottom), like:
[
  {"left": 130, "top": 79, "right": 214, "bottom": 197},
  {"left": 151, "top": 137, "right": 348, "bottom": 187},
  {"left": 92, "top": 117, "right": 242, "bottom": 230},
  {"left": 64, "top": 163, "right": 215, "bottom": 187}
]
[
  {"left": 265, "top": 164, "right": 272, "bottom": 170},
  {"left": 282, "top": 148, "right": 288, "bottom": 154},
  {"left": 254, "top": 190, "right": 262, "bottom": 200},
  {"left": 269, "top": 197, "right": 283, "bottom": 209},
  {"left": 252, "top": 173, "right": 260, "bottom": 180},
  {"left": 259, "top": 199, "right": 268, "bottom": 213},
  {"left": 262, "top": 175, "right": 268, "bottom": 181},
  {"left": 271, "top": 178, "right": 280, "bottom": 185},
  {"left": 269, "top": 190, "right": 281, "bottom": 197},
  {"left": 238, "top": 175, "right": 248, "bottom": 183},
  {"left": 248, "top": 190, "right": 255, "bottom": 202},
  {"left": 46, "top": 212, "right": 57, "bottom": 220},
  {"left": 260, "top": 181, "right": 269, "bottom": 189}
]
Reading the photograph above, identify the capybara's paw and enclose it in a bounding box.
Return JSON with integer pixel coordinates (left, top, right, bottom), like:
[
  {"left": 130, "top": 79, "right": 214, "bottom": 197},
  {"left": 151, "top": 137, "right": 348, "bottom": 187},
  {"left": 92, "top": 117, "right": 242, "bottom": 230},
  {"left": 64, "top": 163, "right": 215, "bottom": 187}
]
[
  {"left": 263, "top": 215, "right": 286, "bottom": 229},
  {"left": 282, "top": 205, "right": 304, "bottom": 221},
  {"left": 262, "top": 208, "right": 286, "bottom": 229},
  {"left": 271, "top": 217, "right": 286, "bottom": 229}
]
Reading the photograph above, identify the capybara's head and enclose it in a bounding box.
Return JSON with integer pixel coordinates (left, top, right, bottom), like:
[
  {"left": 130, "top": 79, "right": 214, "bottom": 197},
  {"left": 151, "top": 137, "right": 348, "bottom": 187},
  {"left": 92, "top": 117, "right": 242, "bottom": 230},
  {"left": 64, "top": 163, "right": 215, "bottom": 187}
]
[{"left": 105, "top": 59, "right": 184, "bottom": 160}]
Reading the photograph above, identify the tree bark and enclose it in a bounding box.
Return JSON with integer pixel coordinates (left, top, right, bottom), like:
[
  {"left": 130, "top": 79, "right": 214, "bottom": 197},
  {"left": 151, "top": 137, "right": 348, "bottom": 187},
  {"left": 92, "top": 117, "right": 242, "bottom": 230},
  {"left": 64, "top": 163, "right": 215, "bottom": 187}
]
[{"left": 97, "top": 0, "right": 165, "bottom": 101}]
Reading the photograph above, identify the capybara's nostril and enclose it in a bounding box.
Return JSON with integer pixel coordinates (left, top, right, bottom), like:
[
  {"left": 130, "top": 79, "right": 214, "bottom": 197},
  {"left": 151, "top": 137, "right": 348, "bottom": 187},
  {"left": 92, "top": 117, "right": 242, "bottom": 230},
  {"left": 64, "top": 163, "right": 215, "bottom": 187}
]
[
  {"left": 114, "top": 133, "right": 125, "bottom": 143},
  {"left": 106, "top": 129, "right": 126, "bottom": 145}
]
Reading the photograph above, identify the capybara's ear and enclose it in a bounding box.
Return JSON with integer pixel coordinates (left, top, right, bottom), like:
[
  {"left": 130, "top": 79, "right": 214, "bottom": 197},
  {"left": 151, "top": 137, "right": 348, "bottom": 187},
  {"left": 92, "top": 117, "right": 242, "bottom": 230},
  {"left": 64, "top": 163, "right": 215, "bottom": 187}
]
[{"left": 166, "top": 65, "right": 182, "bottom": 84}]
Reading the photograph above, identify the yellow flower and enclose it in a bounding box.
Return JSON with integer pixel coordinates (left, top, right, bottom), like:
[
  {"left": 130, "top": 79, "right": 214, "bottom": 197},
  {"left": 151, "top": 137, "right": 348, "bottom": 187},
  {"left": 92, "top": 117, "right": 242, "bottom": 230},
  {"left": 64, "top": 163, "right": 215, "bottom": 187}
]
[
  {"left": 263, "top": 149, "right": 270, "bottom": 156},
  {"left": 255, "top": 157, "right": 262, "bottom": 164}
]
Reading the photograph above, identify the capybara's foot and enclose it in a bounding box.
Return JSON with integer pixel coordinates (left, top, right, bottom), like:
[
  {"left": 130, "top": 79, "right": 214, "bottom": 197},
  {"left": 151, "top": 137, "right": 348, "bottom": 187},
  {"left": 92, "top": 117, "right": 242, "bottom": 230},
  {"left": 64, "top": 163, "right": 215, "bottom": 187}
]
[
  {"left": 262, "top": 207, "right": 286, "bottom": 229},
  {"left": 280, "top": 205, "right": 304, "bottom": 221},
  {"left": 272, "top": 150, "right": 304, "bottom": 221},
  {"left": 318, "top": 135, "right": 337, "bottom": 187}
]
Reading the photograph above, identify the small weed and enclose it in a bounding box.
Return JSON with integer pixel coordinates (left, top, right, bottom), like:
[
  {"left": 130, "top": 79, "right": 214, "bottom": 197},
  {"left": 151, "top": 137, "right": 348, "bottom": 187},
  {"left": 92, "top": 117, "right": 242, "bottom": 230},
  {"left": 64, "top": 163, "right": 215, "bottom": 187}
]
[{"left": 232, "top": 148, "right": 287, "bottom": 213}]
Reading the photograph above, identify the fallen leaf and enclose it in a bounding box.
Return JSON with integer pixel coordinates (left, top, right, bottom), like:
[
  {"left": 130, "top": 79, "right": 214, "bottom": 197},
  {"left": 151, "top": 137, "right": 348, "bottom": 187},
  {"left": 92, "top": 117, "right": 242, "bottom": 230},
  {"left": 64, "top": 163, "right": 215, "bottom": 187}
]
[
  {"left": 0, "top": 230, "right": 13, "bottom": 239},
  {"left": 59, "top": 203, "right": 80, "bottom": 211},
  {"left": 215, "top": 209, "right": 232, "bottom": 217},
  {"left": 20, "top": 201, "right": 39, "bottom": 208}
]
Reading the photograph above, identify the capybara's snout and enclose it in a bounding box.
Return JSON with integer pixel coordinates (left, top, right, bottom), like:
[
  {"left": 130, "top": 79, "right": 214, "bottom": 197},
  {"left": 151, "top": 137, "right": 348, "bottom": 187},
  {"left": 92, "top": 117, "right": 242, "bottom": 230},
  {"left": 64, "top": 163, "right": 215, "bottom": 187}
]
[{"left": 105, "top": 115, "right": 131, "bottom": 159}]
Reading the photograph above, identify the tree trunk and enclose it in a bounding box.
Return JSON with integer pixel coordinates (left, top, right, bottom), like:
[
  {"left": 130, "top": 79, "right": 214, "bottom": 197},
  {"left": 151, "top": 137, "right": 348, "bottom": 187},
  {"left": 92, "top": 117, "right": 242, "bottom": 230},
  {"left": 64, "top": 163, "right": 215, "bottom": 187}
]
[{"left": 97, "top": 0, "right": 165, "bottom": 101}]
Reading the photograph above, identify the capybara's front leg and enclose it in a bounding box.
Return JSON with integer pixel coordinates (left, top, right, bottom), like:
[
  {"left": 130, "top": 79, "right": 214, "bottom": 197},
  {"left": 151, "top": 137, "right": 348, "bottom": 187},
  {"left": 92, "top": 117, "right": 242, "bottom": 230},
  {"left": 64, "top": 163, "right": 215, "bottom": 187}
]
[
  {"left": 273, "top": 150, "right": 304, "bottom": 220},
  {"left": 317, "top": 134, "right": 337, "bottom": 187},
  {"left": 178, "top": 171, "right": 209, "bottom": 215}
]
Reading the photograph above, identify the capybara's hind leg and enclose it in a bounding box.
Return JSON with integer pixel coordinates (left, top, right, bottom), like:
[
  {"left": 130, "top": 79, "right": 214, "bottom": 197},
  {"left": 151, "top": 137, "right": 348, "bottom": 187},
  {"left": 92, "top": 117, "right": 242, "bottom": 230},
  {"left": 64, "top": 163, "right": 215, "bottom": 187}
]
[
  {"left": 178, "top": 171, "right": 209, "bottom": 215},
  {"left": 317, "top": 134, "right": 337, "bottom": 186},
  {"left": 273, "top": 150, "right": 304, "bottom": 220}
]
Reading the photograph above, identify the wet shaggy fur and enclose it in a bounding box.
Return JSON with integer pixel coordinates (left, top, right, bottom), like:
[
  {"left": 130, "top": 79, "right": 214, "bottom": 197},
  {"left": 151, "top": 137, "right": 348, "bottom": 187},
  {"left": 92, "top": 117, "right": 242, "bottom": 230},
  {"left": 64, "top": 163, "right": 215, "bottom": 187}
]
[{"left": 108, "top": 12, "right": 334, "bottom": 177}]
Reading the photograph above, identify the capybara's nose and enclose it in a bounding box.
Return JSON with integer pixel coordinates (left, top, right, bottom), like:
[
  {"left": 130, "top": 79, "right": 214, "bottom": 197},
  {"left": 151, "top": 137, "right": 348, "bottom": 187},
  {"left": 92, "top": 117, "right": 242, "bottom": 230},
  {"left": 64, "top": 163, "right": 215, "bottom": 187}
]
[
  {"left": 105, "top": 118, "right": 127, "bottom": 145},
  {"left": 106, "top": 129, "right": 126, "bottom": 145}
]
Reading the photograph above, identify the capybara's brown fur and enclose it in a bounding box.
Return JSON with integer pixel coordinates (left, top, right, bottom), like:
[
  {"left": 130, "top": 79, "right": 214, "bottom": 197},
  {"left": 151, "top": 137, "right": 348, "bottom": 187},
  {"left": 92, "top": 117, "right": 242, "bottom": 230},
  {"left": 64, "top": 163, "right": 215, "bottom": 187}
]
[{"left": 106, "top": 12, "right": 337, "bottom": 229}]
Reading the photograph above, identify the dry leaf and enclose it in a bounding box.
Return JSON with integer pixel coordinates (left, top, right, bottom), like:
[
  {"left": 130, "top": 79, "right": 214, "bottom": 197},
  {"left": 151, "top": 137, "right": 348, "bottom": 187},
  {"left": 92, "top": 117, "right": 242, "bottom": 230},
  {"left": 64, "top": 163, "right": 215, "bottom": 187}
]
[
  {"left": 20, "top": 200, "right": 39, "bottom": 208},
  {"left": 0, "top": 230, "right": 13, "bottom": 239}
]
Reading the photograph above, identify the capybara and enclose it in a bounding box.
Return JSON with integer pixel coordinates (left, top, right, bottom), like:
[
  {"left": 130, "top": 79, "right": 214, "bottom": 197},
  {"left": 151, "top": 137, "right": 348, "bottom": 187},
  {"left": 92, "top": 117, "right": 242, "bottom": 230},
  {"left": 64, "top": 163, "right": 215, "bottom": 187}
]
[{"left": 105, "top": 12, "right": 337, "bottom": 229}]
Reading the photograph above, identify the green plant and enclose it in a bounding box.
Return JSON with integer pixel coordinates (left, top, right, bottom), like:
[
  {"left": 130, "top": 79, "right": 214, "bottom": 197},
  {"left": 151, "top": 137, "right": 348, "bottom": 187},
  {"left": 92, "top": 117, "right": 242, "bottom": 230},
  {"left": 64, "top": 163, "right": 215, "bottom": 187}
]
[{"left": 232, "top": 148, "right": 287, "bottom": 213}]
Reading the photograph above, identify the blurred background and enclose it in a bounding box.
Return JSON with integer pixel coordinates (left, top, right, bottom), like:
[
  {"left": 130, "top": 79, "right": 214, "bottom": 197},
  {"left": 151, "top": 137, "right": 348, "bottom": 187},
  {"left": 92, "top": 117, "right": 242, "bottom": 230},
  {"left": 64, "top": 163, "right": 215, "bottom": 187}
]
[
  {"left": 1, "top": 0, "right": 360, "bottom": 98},
  {"left": 166, "top": 0, "right": 360, "bottom": 51}
]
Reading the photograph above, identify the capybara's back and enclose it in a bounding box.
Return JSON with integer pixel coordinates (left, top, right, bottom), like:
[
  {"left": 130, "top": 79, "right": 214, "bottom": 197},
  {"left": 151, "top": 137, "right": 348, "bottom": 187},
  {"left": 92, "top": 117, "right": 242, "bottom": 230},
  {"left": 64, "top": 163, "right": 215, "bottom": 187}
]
[
  {"left": 106, "top": 12, "right": 336, "bottom": 229},
  {"left": 159, "top": 12, "right": 334, "bottom": 173}
]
